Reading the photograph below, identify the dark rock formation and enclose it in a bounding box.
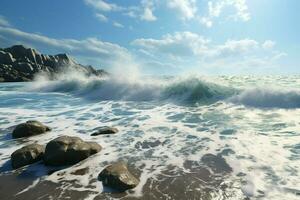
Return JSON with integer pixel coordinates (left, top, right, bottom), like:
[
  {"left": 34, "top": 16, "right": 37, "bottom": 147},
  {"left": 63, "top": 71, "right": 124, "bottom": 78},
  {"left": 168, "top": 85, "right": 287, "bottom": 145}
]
[
  {"left": 11, "top": 144, "right": 45, "bottom": 169},
  {"left": 12, "top": 120, "right": 51, "bottom": 139},
  {"left": 43, "top": 136, "right": 102, "bottom": 166},
  {"left": 0, "top": 45, "right": 107, "bottom": 82},
  {"left": 91, "top": 126, "right": 119, "bottom": 136},
  {"left": 98, "top": 162, "right": 140, "bottom": 192}
]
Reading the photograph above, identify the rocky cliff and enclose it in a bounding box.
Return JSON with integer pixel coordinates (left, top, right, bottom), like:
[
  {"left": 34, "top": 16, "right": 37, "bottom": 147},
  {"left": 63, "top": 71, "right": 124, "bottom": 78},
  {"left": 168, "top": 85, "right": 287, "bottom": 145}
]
[{"left": 0, "top": 45, "right": 107, "bottom": 82}]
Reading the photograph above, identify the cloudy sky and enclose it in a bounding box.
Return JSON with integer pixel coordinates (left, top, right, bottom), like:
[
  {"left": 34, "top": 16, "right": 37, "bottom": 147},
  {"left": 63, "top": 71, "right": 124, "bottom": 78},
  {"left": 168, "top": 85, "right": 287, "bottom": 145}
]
[{"left": 0, "top": 0, "right": 299, "bottom": 75}]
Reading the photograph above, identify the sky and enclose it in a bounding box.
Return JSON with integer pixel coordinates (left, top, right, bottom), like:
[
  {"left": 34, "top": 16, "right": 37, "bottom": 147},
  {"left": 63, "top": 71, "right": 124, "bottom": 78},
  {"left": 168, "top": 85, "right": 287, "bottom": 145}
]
[{"left": 0, "top": 0, "right": 299, "bottom": 75}]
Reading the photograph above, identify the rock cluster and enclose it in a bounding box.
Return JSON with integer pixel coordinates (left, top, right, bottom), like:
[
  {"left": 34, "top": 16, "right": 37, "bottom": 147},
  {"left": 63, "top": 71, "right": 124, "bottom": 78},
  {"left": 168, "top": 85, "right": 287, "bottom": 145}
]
[
  {"left": 10, "top": 121, "right": 139, "bottom": 192},
  {"left": 0, "top": 45, "right": 107, "bottom": 82}
]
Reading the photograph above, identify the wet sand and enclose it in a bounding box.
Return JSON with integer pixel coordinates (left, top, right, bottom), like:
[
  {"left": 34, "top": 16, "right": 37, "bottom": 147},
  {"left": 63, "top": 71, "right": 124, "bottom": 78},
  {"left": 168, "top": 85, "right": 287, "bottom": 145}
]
[{"left": 0, "top": 154, "right": 248, "bottom": 200}]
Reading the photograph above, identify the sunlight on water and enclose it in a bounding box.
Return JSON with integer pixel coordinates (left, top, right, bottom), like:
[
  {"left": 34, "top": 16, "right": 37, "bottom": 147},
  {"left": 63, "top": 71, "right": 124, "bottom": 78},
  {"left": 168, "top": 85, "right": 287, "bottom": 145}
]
[{"left": 0, "top": 75, "right": 300, "bottom": 199}]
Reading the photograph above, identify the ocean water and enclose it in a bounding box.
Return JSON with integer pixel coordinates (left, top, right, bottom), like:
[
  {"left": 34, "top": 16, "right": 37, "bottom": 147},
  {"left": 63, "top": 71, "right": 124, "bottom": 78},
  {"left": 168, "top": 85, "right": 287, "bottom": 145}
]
[{"left": 0, "top": 75, "right": 300, "bottom": 199}]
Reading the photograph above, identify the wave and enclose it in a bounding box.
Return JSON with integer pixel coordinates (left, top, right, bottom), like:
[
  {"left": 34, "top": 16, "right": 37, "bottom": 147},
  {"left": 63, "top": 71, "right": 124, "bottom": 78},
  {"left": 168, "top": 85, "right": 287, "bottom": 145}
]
[
  {"left": 26, "top": 74, "right": 235, "bottom": 104},
  {"left": 229, "top": 88, "right": 300, "bottom": 109},
  {"left": 26, "top": 72, "right": 300, "bottom": 108}
]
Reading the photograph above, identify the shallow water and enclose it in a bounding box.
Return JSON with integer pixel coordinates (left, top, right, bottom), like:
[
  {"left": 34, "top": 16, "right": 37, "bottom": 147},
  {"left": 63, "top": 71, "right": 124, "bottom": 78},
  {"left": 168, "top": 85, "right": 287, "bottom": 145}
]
[{"left": 0, "top": 75, "right": 300, "bottom": 199}]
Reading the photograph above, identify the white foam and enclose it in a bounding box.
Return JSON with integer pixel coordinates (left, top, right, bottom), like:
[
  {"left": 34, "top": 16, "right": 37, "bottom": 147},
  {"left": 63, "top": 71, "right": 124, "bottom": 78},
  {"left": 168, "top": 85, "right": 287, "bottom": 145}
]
[{"left": 1, "top": 76, "right": 300, "bottom": 199}]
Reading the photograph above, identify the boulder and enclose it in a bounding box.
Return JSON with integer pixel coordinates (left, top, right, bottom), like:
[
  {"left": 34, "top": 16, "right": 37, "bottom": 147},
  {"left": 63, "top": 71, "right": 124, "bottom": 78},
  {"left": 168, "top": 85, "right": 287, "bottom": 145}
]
[
  {"left": 91, "top": 127, "right": 119, "bottom": 136},
  {"left": 11, "top": 144, "right": 45, "bottom": 169},
  {"left": 12, "top": 120, "right": 51, "bottom": 138},
  {"left": 44, "top": 136, "right": 102, "bottom": 166},
  {"left": 98, "top": 163, "right": 139, "bottom": 192}
]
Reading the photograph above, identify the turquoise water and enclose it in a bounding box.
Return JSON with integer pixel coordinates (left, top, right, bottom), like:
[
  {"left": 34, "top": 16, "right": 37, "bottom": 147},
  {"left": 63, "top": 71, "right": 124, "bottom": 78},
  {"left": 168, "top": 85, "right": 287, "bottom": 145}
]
[{"left": 0, "top": 75, "right": 300, "bottom": 199}]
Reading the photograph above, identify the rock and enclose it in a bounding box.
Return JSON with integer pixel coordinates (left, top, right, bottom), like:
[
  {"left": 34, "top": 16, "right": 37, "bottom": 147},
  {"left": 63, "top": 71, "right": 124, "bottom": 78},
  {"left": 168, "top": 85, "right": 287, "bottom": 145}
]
[
  {"left": 0, "top": 45, "right": 107, "bottom": 82},
  {"left": 11, "top": 144, "right": 45, "bottom": 169},
  {"left": 12, "top": 120, "right": 51, "bottom": 138},
  {"left": 12, "top": 62, "right": 34, "bottom": 73},
  {"left": 44, "top": 136, "right": 102, "bottom": 166},
  {"left": 4, "top": 45, "right": 28, "bottom": 60},
  {"left": 91, "top": 127, "right": 119, "bottom": 136},
  {"left": 86, "top": 142, "right": 103, "bottom": 154},
  {"left": 0, "top": 51, "right": 15, "bottom": 64},
  {"left": 98, "top": 163, "right": 139, "bottom": 192},
  {"left": 55, "top": 53, "right": 74, "bottom": 66}
]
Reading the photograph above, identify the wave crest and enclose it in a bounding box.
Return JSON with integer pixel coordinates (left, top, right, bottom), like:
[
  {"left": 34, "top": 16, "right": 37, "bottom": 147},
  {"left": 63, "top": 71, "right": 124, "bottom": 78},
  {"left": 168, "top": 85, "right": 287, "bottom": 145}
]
[
  {"left": 27, "top": 74, "right": 234, "bottom": 104},
  {"left": 229, "top": 88, "right": 300, "bottom": 108},
  {"left": 28, "top": 73, "right": 300, "bottom": 109}
]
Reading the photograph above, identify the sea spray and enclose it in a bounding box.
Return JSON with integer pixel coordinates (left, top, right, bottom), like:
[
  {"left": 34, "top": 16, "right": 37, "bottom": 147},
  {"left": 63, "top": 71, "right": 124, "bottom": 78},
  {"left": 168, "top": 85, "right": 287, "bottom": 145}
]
[
  {"left": 1, "top": 76, "right": 300, "bottom": 199},
  {"left": 229, "top": 88, "right": 300, "bottom": 108},
  {"left": 27, "top": 73, "right": 236, "bottom": 104}
]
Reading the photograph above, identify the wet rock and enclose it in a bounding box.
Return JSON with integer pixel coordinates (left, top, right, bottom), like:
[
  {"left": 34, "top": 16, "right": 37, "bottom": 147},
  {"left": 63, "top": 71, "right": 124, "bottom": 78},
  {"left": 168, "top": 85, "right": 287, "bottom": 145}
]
[
  {"left": 98, "top": 162, "right": 139, "bottom": 192},
  {"left": 201, "top": 154, "right": 232, "bottom": 173},
  {"left": 86, "top": 142, "right": 102, "bottom": 154},
  {"left": 44, "top": 136, "right": 102, "bottom": 166},
  {"left": 91, "top": 127, "right": 119, "bottom": 136},
  {"left": 12, "top": 120, "right": 51, "bottom": 138},
  {"left": 11, "top": 144, "right": 45, "bottom": 169}
]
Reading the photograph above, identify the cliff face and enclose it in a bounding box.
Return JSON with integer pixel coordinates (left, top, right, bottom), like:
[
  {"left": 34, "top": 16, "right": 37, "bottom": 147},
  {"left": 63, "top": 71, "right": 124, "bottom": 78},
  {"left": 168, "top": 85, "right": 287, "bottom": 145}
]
[{"left": 0, "top": 45, "right": 107, "bottom": 82}]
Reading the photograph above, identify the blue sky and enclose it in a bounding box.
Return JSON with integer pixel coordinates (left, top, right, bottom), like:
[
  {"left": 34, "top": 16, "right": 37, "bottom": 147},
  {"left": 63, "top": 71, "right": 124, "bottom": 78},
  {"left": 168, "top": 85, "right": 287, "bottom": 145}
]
[{"left": 0, "top": 0, "right": 299, "bottom": 75}]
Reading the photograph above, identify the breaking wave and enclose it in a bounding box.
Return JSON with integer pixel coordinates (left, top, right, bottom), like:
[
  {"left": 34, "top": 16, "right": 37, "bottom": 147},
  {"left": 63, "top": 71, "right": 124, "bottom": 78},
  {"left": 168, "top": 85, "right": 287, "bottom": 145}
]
[
  {"left": 229, "top": 88, "right": 300, "bottom": 109},
  {"left": 26, "top": 73, "right": 300, "bottom": 108},
  {"left": 26, "top": 74, "right": 236, "bottom": 104}
]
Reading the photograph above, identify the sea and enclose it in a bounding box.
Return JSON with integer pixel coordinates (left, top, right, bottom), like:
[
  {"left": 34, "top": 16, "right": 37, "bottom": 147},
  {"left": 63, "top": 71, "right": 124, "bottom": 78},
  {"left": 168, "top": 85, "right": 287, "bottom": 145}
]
[{"left": 0, "top": 73, "right": 299, "bottom": 200}]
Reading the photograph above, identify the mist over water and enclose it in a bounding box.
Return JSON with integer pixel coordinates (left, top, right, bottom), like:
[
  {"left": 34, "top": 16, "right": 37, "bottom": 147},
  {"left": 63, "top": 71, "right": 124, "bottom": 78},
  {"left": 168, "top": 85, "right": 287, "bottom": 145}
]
[{"left": 0, "top": 73, "right": 300, "bottom": 199}]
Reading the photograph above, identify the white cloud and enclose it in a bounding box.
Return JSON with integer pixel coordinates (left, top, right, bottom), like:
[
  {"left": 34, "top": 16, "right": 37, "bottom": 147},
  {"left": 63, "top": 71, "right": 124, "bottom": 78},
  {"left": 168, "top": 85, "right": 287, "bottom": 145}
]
[
  {"left": 125, "top": 10, "right": 138, "bottom": 18},
  {"left": 132, "top": 31, "right": 285, "bottom": 73},
  {"left": 262, "top": 40, "right": 276, "bottom": 50},
  {"left": 141, "top": 7, "right": 157, "bottom": 21},
  {"left": 113, "top": 21, "right": 124, "bottom": 28},
  {"left": 232, "top": 0, "right": 250, "bottom": 21},
  {"left": 198, "top": 0, "right": 250, "bottom": 28},
  {"left": 199, "top": 17, "right": 213, "bottom": 28},
  {"left": 0, "top": 15, "right": 11, "bottom": 27},
  {"left": 95, "top": 13, "right": 108, "bottom": 22},
  {"left": 84, "top": 0, "right": 121, "bottom": 12},
  {"left": 167, "top": 0, "right": 197, "bottom": 20},
  {"left": 0, "top": 26, "right": 134, "bottom": 69},
  {"left": 213, "top": 39, "right": 259, "bottom": 57},
  {"left": 208, "top": 0, "right": 250, "bottom": 20},
  {"left": 140, "top": 0, "right": 157, "bottom": 21},
  {"left": 133, "top": 32, "right": 261, "bottom": 59},
  {"left": 132, "top": 32, "right": 209, "bottom": 58}
]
